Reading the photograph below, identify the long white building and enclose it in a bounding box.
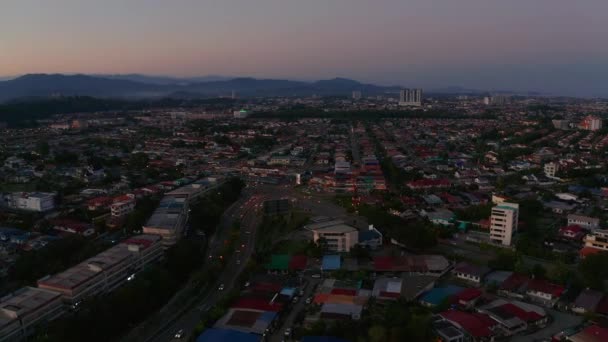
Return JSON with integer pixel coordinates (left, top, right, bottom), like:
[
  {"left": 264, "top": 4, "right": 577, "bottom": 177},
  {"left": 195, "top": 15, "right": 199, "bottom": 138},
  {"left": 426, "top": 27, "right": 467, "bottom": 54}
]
[
  {"left": 1, "top": 192, "right": 55, "bottom": 212},
  {"left": 37, "top": 234, "right": 163, "bottom": 305},
  {"left": 0, "top": 287, "right": 64, "bottom": 342}
]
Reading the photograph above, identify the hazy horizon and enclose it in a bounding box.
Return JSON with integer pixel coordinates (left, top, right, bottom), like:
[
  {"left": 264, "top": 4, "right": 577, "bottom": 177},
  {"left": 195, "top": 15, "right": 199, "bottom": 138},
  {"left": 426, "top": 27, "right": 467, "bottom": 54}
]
[{"left": 2, "top": 0, "right": 607, "bottom": 97}]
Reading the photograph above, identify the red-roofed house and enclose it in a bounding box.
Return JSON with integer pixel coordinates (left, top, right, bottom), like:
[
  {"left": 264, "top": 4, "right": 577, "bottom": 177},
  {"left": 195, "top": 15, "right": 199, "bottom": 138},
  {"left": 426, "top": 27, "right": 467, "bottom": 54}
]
[
  {"left": 499, "top": 273, "right": 530, "bottom": 300},
  {"left": 407, "top": 179, "right": 451, "bottom": 190},
  {"left": 86, "top": 196, "right": 112, "bottom": 211},
  {"left": 439, "top": 310, "right": 497, "bottom": 341},
  {"left": 51, "top": 219, "right": 95, "bottom": 237},
  {"left": 579, "top": 246, "right": 604, "bottom": 259},
  {"left": 452, "top": 288, "right": 482, "bottom": 308},
  {"left": 526, "top": 279, "right": 564, "bottom": 305},
  {"left": 566, "top": 324, "right": 608, "bottom": 342},
  {"left": 288, "top": 255, "right": 307, "bottom": 271},
  {"left": 559, "top": 225, "right": 585, "bottom": 241},
  {"left": 231, "top": 298, "right": 283, "bottom": 312}
]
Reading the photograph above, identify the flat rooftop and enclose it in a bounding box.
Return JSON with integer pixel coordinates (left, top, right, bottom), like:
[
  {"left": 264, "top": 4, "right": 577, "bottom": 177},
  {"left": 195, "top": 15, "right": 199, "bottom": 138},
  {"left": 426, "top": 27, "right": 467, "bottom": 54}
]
[
  {"left": 0, "top": 287, "right": 61, "bottom": 324},
  {"left": 38, "top": 235, "right": 159, "bottom": 291}
]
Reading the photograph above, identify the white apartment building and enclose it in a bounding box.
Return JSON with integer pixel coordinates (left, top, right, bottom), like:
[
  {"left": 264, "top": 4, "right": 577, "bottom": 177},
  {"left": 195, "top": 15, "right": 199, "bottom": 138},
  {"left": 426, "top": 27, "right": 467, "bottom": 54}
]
[
  {"left": 583, "top": 229, "right": 608, "bottom": 252},
  {"left": 490, "top": 202, "right": 519, "bottom": 246},
  {"left": 305, "top": 220, "right": 359, "bottom": 252},
  {"left": 544, "top": 162, "right": 559, "bottom": 178},
  {"left": 110, "top": 194, "right": 136, "bottom": 217},
  {"left": 37, "top": 235, "right": 163, "bottom": 304},
  {"left": 1, "top": 192, "right": 55, "bottom": 212},
  {"left": 399, "top": 88, "right": 422, "bottom": 106},
  {"left": 0, "top": 287, "right": 64, "bottom": 342}
]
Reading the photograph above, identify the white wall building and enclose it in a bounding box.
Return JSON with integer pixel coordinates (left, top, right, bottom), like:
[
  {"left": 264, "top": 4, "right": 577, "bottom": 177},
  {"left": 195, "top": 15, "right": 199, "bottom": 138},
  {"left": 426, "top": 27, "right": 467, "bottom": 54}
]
[
  {"left": 399, "top": 89, "right": 422, "bottom": 106},
  {"left": 37, "top": 235, "right": 163, "bottom": 304},
  {"left": 568, "top": 214, "right": 600, "bottom": 229},
  {"left": 544, "top": 162, "right": 559, "bottom": 179},
  {"left": 490, "top": 202, "right": 519, "bottom": 246},
  {"left": 1, "top": 192, "right": 55, "bottom": 212},
  {"left": 0, "top": 287, "right": 65, "bottom": 342},
  {"left": 305, "top": 220, "right": 359, "bottom": 252}
]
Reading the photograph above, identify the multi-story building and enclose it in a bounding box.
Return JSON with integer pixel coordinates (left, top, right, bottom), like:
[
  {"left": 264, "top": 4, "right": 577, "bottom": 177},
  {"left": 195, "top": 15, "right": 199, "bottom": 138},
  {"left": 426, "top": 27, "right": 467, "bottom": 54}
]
[
  {"left": 352, "top": 91, "right": 362, "bottom": 100},
  {"left": 490, "top": 202, "right": 519, "bottom": 246},
  {"left": 568, "top": 214, "right": 600, "bottom": 229},
  {"left": 110, "top": 194, "right": 136, "bottom": 217},
  {"left": 544, "top": 162, "right": 559, "bottom": 179},
  {"left": 583, "top": 230, "right": 608, "bottom": 253},
  {"left": 305, "top": 220, "right": 359, "bottom": 252},
  {"left": 399, "top": 89, "right": 422, "bottom": 106},
  {"left": 37, "top": 235, "right": 163, "bottom": 305},
  {"left": 143, "top": 197, "right": 188, "bottom": 248},
  {"left": 0, "top": 287, "right": 65, "bottom": 342},
  {"left": 1, "top": 192, "right": 55, "bottom": 212},
  {"left": 579, "top": 115, "right": 602, "bottom": 131}
]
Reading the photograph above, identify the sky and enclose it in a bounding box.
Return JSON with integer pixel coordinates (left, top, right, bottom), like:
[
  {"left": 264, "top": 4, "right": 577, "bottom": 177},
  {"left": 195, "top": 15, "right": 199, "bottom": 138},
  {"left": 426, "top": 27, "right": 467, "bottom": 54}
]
[{"left": 1, "top": 0, "right": 608, "bottom": 96}]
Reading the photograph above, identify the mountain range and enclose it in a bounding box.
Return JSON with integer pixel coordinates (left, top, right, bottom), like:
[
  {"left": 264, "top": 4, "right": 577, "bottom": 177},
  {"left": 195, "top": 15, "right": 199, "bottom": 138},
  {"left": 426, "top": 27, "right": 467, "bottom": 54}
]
[{"left": 0, "top": 73, "right": 492, "bottom": 102}]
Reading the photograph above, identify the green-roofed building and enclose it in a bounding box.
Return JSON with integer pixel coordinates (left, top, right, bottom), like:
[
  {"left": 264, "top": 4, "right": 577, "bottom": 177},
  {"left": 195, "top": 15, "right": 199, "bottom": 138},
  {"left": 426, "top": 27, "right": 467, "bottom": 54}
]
[{"left": 266, "top": 254, "right": 290, "bottom": 271}]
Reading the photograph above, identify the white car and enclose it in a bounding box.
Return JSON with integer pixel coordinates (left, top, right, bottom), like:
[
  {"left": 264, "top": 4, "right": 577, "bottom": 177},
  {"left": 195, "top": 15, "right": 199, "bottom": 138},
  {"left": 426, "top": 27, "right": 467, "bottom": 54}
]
[
  {"left": 174, "top": 329, "right": 184, "bottom": 339},
  {"left": 284, "top": 328, "right": 292, "bottom": 337},
  {"left": 218, "top": 284, "right": 225, "bottom": 291}
]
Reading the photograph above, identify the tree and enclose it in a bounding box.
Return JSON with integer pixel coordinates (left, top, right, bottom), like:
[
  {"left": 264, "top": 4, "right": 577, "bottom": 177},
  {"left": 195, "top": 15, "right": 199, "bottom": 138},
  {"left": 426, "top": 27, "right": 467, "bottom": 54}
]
[
  {"left": 532, "top": 264, "right": 547, "bottom": 279},
  {"left": 128, "top": 152, "right": 149, "bottom": 170},
  {"left": 368, "top": 325, "right": 387, "bottom": 342},
  {"left": 36, "top": 140, "right": 50, "bottom": 156},
  {"left": 488, "top": 250, "right": 519, "bottom": 271},
  {"left": 579, "top": 252, "right": 608, "bottom": 290}
]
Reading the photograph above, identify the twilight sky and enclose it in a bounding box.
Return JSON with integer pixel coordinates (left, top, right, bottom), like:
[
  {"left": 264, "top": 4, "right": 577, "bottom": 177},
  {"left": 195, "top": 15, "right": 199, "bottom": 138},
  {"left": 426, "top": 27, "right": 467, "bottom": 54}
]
[{"left": 1, "top": 0, "right": 607, "bottom": 96}]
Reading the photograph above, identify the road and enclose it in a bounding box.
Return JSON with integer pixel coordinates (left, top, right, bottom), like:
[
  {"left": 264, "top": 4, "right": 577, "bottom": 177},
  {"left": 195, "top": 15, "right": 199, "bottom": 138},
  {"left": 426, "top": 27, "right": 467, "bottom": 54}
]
[
  {"left": 120, "top": 191, "right": 264, "bottom": 342},
  {"left": 153, "top": 192, "right": 268, "bottom": 342},
  {"left": 269, "top": 277, "right": 322, "bottom": 342}
]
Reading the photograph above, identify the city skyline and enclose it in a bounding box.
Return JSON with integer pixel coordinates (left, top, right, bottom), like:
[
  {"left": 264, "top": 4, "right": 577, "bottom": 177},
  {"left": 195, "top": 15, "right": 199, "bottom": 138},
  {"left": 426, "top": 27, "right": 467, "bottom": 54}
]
[{"left": 2, "top": 0, "right": 608, "bottom": 97}]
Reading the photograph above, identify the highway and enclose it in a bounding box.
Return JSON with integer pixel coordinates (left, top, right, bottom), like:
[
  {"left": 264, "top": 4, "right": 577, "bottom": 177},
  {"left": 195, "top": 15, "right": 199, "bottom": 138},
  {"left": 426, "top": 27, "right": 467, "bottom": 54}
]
[
  {"left": 128, "top": 183, "right": 350, "bottom": 342},
  {"left": 154, "top": 192, "right": 268, "bottom": 342}
]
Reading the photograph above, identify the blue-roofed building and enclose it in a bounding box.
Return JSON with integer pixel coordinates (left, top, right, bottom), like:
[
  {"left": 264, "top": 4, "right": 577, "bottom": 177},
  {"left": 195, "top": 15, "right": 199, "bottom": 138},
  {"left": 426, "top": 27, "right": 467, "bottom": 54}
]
[
  {"left": 358, "top": 225, "right": 382, "bottom": 250},
  {"left": 196, "top": 328, "right": 260, "bottom": 342},
  {"left": 280, "top": 287, "right": 296, "bottom": 298},
  {"left": 419, "top": 285, "right": 464, "bottom": 307},
  {"left": 322, "top": 255, "right": 341, "bottom": 271},
  {"left": 0, "top": 227, "right": 29, "bottom": 243}
]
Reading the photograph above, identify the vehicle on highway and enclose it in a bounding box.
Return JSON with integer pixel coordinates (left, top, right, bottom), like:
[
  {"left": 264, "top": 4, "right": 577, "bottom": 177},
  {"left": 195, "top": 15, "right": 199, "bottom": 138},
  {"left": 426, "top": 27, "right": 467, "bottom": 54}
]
[
  {"left": 218, "top": 284, "right": 225, "bottom": 291},
  {"left": 174, "top": 329, "right": 184, "bottom": 339},
  {"left": 284, "top": 328, "right": 292, "bottom": 337}
]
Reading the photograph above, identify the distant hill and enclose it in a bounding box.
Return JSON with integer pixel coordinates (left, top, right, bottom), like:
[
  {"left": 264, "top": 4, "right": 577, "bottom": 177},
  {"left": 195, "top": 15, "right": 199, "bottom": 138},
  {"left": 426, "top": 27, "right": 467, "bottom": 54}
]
[
  {"left": 0, "top": 74, "right": 170, "bottom": 101},
  {"left": 97, "top": 74, "right": 230, "bottom": 85},
  {"left": 0, "top": 74, "right": 407, "bottom": 102}
]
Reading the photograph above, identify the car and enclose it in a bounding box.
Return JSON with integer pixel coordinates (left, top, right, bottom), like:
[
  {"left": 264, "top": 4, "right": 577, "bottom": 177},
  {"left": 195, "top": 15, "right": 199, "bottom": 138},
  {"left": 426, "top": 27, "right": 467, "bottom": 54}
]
[
  {"left": 284, "top": 328, "right": 292, "bottom": 337},
  {"left": 311, "top": 274, "right": 321, "bottom": 278},
  {"left": 244, "top": 281, "right": 250, "bottom": 287},
  {"left": 174, "top": 329, "right": 184, "bottom": 339},
  {"left": 299, "top": 289, "right": 305, "bottom": 296},
  {"left": 305, "top": 296, "right": 313, "bottom": 304},
  {"left": 292, "top": 296, "right": 299, "bottom": 304},
  {"left": 236, "top": 259, "right": 241, "bottom": 265},
  {"left": 218, "top": 284, "right": 225, "bottom": 291}
]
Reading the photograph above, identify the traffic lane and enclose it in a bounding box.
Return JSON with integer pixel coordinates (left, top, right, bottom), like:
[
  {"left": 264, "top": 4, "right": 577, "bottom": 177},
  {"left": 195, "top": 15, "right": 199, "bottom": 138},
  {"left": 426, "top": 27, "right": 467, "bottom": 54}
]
[
  {"left": 270, "top": 277, "right": 321, "bottom": 342},
  {"left": 156, "top": 201, "right": 262, "bottom": 342}
]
